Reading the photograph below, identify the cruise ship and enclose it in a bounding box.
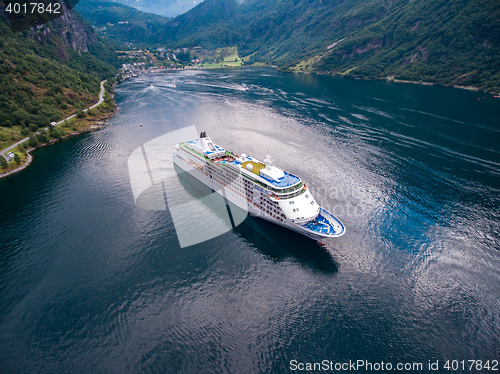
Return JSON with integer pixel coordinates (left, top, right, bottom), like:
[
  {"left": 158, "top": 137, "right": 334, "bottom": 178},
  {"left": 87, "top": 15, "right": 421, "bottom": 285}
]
[{"left": 173, "top": 132, "right": 345, "bottom": 242}]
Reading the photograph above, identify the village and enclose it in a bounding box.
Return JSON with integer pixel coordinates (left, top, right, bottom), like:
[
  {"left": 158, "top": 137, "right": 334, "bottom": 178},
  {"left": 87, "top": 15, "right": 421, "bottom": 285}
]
[{"left": 117, "top": 46, "right": 244, "bottom": 77}]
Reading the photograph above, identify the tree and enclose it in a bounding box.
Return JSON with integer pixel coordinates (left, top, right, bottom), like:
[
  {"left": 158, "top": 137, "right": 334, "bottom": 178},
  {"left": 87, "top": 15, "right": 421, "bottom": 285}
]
[
  {"left": 50, "top": 126, "right": 64, "bottom": 138},
  {"left": 0, "top": 156, "right": 7, "bottom": 169},
  {"left": 12, "top": 108, "right": 29, "bottom": 127},
  {"left": 76, "top": 108, "right": 86, "bottom": 118},
  {"left": 14, "top": 153, "right": 21, "bottom": 164},
  {"left": 28, "top": 135, "right": 39, "bottom": 147},
  {"left": 37, "top": 129, "right": 49, "bottom": 143}
]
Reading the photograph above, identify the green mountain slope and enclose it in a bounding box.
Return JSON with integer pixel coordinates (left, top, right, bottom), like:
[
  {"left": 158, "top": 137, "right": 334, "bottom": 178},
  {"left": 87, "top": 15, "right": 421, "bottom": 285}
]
[
  {"left": 76, "top": 0, "right": 169, "bottom": 44},
  {"left": 151, "top": 0, "right": 500, "bottom": 91},
  {"left": 315, "top": 0, "right": 500, "bottom": 91},
  {"left": 151, "top": 0, "right": 412, "bottom": 61},
  {"left": 0, "top": 7, "right": 120, "bottom": 135},
  {"left": 153, "top": 0, "right": 239, "bottom": 48},
  {"left": 110, "top": 0, "right": 204, "bottom": 18}
]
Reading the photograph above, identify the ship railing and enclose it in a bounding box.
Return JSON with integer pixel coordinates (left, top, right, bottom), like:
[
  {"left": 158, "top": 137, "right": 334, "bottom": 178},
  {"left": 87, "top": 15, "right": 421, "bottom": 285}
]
[{"left": 271, "top": 185, "right": 307, "bottom": 201}]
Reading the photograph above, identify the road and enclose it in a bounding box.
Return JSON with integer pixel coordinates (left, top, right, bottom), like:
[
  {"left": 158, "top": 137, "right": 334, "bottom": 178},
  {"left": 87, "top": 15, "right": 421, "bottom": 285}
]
[{"left": 1, "top": 80, "right": 107, "bottom": 157}]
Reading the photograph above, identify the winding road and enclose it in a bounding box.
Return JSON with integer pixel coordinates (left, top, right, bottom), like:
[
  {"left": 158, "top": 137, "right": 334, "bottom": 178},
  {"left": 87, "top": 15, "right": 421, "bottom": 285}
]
[{"left": 1, "top": 80, "right": 106, "bottom": 157}]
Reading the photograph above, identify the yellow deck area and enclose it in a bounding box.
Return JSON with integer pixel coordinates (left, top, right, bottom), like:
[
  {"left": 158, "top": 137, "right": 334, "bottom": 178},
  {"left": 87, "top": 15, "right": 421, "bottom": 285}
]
[{"left": 241, "top": 161, "right": 265, "bottom": 176}]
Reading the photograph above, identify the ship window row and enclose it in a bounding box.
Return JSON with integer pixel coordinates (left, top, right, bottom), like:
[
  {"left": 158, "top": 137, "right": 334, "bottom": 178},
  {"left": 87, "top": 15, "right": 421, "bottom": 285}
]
[
  {"left": 259, "top": 199, "right": 281, "bottom": 214},
  {"left": 265, "top": 209, "right": 285, "bottom": 222}
]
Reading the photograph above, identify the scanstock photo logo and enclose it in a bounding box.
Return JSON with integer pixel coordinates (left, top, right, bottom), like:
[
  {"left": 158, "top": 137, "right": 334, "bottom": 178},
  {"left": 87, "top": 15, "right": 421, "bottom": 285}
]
[
  {"left": 1, "top": 0, "right": 79, "bottom": 32},
  {"left": 128, "top": 126, "right": 248, "bottom": 248}
]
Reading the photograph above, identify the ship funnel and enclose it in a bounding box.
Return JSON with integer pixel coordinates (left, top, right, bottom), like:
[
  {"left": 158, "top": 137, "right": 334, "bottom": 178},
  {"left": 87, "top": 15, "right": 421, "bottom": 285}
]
[{"left": 198, "top": 136, "right": 216, "bottom": 152}]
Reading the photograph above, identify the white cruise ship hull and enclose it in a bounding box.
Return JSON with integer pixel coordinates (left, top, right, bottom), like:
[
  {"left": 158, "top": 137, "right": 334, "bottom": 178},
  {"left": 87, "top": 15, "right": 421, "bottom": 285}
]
[
  {"left": 173, "top": 149, "right": 345, "bottom": 242},
  {"left": 173, "top": 151, "right": 249, "bottom": 212},
  {"left": 248, "top": 205, "right": 345, "bottom": 241}
]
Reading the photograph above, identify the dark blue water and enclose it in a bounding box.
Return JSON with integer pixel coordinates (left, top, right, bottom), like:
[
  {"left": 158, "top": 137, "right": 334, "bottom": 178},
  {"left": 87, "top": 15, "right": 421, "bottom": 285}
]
[{"left": 1, "top": 68, "right": 499, "bottom": 373}]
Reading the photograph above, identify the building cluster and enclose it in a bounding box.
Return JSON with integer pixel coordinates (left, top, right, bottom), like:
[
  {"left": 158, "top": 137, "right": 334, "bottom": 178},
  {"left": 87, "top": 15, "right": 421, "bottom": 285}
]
[
  {"left": 116, "top": 46, "right": 208, "bottom": 78},
  {"left": 93, "top": 21, "right": 129, "bottom": 31},
  {"left": 119, "top": 62, "right": 184, "bottom": 79},
  {"left": 118, "top": 50, "right": 154, "bottom": 60},
  {"left": 156, "top": 46, "right": 204, "bottom": 53}
]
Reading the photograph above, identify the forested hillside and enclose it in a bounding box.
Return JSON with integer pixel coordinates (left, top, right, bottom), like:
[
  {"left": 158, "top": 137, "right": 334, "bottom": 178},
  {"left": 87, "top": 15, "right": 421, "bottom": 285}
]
[
  {"left": 0, "top": 6, "right": 120, "bottom": 136},
  {"left": 150, "top": 0, "right": 500, "bottom": 91},
  {"left": 110, "top": 0, "right": 203, "bottom": 18},
  {"left": 22, "top": 0, "right": 499, "bottom": 92},
  {"left": 314, "top": 0, "right": 500, "bottom": 92},
  {"left": 76, "top": 0, "right": 169, "bottom": 44},
  {"left": 153, "top": 0, "right": 238, "bottom": 49}
]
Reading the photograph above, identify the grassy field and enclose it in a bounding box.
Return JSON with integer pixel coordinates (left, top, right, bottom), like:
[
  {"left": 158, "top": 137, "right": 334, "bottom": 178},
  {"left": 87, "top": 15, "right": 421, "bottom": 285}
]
[
  {"left": 200, "top": 61, "right": 243, "bottom": 68},
  {"left": 241, "top": 52, "right": 256, "bottom": 63},
  {"left": 197, "top": 46, "right": 243, "bottom": 68},
  {"left": 222, "top": 46, "right": 242, "bottom": 63},
  {"left": 0, "top": 126, "right": 26, "bottom": 153}
]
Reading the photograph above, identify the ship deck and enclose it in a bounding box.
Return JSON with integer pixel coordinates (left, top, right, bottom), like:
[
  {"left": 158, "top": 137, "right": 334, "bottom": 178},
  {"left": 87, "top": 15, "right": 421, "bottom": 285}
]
[
  {"left": 260, "top": 172, "right": 300, "bottom": 188},
  {"left": 183, "top": 139, "right": 301, "bottom": 189},
  {"left": 241, "top": 160, "right": 265, "bottom": 176},
  {"left": 225, "top": 159, "right": 301, "bottom": 188},
  {"left": 302, "top": 208, "right": 345, "bottom": 237}
]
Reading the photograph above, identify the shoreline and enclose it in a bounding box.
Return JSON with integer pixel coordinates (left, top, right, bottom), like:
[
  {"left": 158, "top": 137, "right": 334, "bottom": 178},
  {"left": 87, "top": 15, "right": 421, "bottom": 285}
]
[
  {"left": 0, "top": 80, "right": 118, "bottom": 180},
  {"left": 387, "top": 78, "right": 488, "bottom": 93},
  {"left": 3, "top": 68, "right": 490, "bottom": 183},
  {"left": 278, "top": 68, "right": 498, "bottom": 95},
  {"left": 0, "top": 109, "right": 117, "bottom": 180},
  {"left": 132, "top": 63, "right": 495, "bottom": 94}
]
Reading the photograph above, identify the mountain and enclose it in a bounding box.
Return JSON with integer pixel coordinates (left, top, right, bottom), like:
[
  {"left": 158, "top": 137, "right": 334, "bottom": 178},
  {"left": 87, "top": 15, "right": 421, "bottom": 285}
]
[
  {"left": 151, "top": 0, "right": 500, "bottom": 92},
  {"left": 0, "top": 4, "right": 120, "bottom": 134},
  {"left": 153, "top": 0, "right": 239, "bottom": 48},
  {"left": 313, "top": 0, "right": 500, "bottom": 91},
  {"left": 110, "top": 0, "right": 204, "bottom": 18},
  {"left": 76, "top": 0, "right": 169, "bottom": 44}
]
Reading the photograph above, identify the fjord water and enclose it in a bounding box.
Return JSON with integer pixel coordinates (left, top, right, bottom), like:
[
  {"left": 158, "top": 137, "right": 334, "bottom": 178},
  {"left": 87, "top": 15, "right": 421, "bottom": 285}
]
[{"left": 1, "top": 68, "right": 499, "bottom": 373}]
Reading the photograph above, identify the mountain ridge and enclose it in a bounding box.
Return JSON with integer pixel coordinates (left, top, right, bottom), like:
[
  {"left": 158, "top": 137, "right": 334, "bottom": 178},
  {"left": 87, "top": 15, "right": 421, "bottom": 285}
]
[
  {"left": 76, "top": 0, "right": 169, "bottom": 44},
  {"left": 74, "top": 0, "right": 500, "bottom": 91},
  {"left": 0, "top": 5, "right": 120, "bottom": 139},
  {"left": 110, "top": 0, "right": 204, "bottom": 18},
  {"left": 152, "top": 0, "right": 500, "bottom": 91}
]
